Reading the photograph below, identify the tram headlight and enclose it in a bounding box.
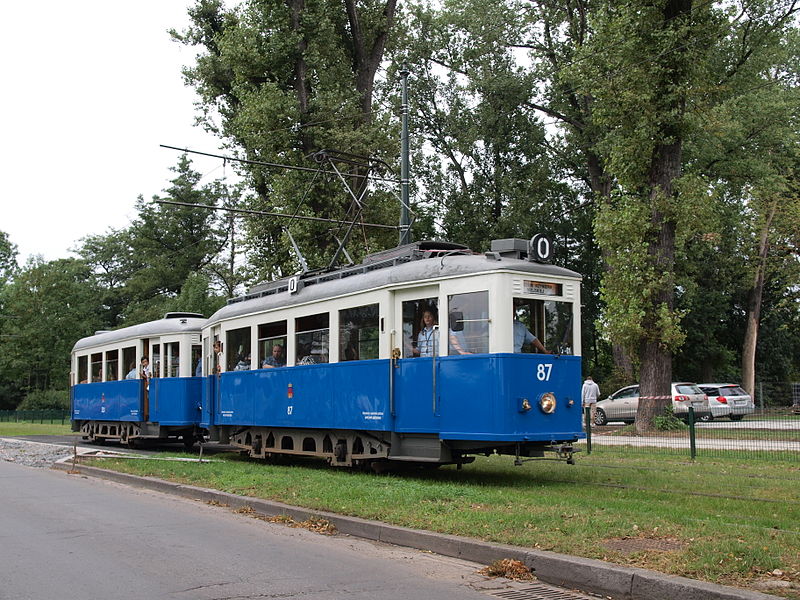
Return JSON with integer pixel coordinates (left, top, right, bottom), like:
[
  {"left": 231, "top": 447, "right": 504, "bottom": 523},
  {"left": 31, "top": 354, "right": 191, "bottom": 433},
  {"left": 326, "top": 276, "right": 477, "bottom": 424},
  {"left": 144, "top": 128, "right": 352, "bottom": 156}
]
[{"left": 539, "top": 393, "right": 557, "bottom": 414}]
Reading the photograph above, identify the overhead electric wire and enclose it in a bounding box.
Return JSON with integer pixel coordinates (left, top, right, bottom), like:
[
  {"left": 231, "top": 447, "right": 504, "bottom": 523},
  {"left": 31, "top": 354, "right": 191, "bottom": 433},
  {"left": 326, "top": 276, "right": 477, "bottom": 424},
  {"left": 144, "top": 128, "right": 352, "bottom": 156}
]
[
  {"left": 155, "top": 199, "right": 400, "bottom": 230},
  {"left": 160, "top": 145, "right": 400, "bottom": 185}
]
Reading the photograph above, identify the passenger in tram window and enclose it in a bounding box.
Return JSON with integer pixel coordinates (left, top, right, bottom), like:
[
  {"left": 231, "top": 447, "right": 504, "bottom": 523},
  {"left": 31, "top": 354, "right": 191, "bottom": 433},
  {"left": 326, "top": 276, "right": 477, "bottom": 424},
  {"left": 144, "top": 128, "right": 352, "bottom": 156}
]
[
  {"left": 262, "top": 344, "right": 286, "bottom": 368},
  {"left": 125, "top": 363, "right": 137, "bottom": 379},
  {"left": 297, "top": 343, "right": 317, "bottom": 365},
  {"left": 414, "top": 309, "right": 439, "bottom": 357},
  {"left": 344, "top": 339, "right": 359, "bottom": 361},
  {"left": 513, "top": 302, "right": 549, "bottom": 354},
  {"left": 139, "top": 357, "right": 151, "bottom": 387},
  {"left": 235, "top": 353, "right": 251, "bottom": 371},
  {"left": 448, "top": 328, "right": 471, "bottom": 355},
  {"left": 213, "top": 340, "right": 223, "bottom": 374}
]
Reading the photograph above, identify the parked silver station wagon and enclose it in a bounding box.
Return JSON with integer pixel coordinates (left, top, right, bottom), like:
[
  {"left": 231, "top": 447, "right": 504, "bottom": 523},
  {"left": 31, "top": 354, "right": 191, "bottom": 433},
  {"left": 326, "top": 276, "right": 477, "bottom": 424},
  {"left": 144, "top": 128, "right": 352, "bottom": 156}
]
[
  {"left": 594, "top": 382, "right": 711, "bottom": 425},
  {"left": 698, "top": 383, "right": 755, "bottom": 421}
]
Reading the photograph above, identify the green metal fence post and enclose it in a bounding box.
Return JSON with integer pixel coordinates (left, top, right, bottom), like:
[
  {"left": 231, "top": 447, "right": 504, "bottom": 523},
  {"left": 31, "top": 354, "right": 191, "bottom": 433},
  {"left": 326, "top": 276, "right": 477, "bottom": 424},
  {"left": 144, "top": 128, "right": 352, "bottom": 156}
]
[
  {"left": 584, "top": 406, "right": 592, "bottom": 455},
  {"left": 688, "top": 406, "right": 696, "bottom": 460}
]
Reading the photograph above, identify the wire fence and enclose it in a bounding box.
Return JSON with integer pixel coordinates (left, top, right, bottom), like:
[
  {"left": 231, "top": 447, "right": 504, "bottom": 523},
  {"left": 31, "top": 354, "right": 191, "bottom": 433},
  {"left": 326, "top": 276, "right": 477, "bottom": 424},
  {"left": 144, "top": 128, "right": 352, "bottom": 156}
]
[
  {"left": 580, "top": 382, "right": 800, "bottom": 462},
  {"left": 0, "top": 410, "right": 71, "bottom": 425}
]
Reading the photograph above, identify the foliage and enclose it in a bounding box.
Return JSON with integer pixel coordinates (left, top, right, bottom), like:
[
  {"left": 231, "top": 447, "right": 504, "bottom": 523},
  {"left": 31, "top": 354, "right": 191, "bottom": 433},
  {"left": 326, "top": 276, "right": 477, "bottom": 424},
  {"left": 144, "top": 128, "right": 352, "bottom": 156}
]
[
  {"left": 654, "top": 406, "right": 688, "bottom": 432},
  {"left": 17, "top": 389, "right": 69, "bottom": 411},
  {"left": 0, "top": 257, "right": 103, "bottom": 393},
  {"left": 173, "top": 0, "right": 402, "bottom": 280}
]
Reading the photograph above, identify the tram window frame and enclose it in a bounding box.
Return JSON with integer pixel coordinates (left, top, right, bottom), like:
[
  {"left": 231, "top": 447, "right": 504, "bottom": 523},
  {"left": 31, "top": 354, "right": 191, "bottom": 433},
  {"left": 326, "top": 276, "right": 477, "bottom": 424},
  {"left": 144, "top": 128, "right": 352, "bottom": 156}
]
[
  {"left": 90, "top": 353, "right": 102, "bottom": 382},
  {"left": 512, "top": 297, "right": 574, "bottom": 355},
  {"left": 296, "top": 313, "right": 330, "bottom": 365},
  {"left": 258, "top": 320, "right": 287, "bottom": 368},
  {"left": 122, "top": 346, "right": 136, "bottom": 380},
  {"left": 447, "top": 291, "right": 489, "bottom": 355},
  {"left": 227, "top": 327, "right": 252, "bottom": 371},
  {"left": 164, "top": 341, "right": 180, "bottom": 378},
  {"left": 78, "top": 355, "right": 88, "bottom": 384},
  {"left": 401, "top": 298, "right": 439, "bottom": 358},
  {"left": 339, "top": 304, "right": 379, "bottom": 361},
  {"left": 105, "top": 349, "right": 119, "bottom": 381}
]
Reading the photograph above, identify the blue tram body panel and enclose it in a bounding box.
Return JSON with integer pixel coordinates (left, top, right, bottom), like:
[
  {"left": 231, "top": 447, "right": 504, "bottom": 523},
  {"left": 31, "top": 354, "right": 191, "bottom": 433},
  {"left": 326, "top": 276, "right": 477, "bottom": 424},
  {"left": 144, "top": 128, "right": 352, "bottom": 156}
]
[
  {"left": 72, "top": 380, "right": 142, "bottom": 421},
  {"left": 149, "top": 378, "right": 203, "bottom": 425},
  {"left": 437, "top": 354, "right": 584, "bottom": 441},
  {"left": 210, "top": 353, "right": 583, "bottom": 444},
  {"left": 214, "top": 361, "right": 393, "bottom": 431}
]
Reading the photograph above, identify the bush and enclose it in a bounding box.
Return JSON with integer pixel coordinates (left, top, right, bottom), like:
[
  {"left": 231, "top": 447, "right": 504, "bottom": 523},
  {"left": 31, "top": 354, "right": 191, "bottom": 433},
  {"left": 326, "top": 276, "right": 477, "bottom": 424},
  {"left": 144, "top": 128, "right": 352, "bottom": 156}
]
[
  {"left": 17, "top": 389, "right": 69, "bottom": 411},
  {"left": 654, "top": 405, "right": 687, "bottom": 431}
]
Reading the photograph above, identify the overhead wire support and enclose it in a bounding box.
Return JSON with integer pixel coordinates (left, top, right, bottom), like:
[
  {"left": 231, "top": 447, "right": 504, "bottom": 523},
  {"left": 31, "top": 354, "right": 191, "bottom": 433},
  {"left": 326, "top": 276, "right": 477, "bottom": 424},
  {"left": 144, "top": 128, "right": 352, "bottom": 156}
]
[{"left": 154, "top": 199, "right": 400, "bottom": 230}]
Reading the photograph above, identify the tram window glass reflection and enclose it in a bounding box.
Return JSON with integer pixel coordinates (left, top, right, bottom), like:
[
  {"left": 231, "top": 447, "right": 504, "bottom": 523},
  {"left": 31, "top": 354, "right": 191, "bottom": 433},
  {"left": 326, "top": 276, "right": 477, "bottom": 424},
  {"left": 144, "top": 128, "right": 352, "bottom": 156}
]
[
  {"left": 191, "top": 344, "right": 202, "bottom": 376},
  {"left": 258, "top": 321, "right": 287, "bottom": 368},
  {"left": 122, "top": 346, "right": 136, "bottom": 380},
  {"left": 339, "top": 304, "right": 379, "bottom": 361},
  {"left": 151, "top": 344, "right": 161, "bottom": 378},
  {"left": 513, "top": 298, "right": 573, "bottom": 354},
  {"left": 90, "top": 353, "right": 102, "bottom": 382},
  {"left": 78, "top": 356, "right": 88, "bottom": 384},
  {"left": 296, "top": 313, "right": 329, "bottom": 365},
  {"left": 448, "top": 292, "right": 489, "bottom": 355},
  {"left": 402, "top": 298, "right": 439, "bottom": 358},
  {"left": 165, "top": 342, "right": 180, "bottom": 377},
  {"left": 227, "top": 327, "right": 252, "bottom": 371},
  {"left": 105, "top": 349, "right": 119, "bottom": 381}
]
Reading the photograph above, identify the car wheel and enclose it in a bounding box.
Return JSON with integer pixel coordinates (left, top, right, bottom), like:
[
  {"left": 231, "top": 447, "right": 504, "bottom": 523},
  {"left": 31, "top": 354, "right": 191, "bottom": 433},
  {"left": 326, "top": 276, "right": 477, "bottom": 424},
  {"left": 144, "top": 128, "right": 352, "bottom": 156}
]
[
  {"left": 594, "top": 409, "right": 607, "bottom": 426},
  {"left": 699, "top": 414, "right": 713, "bottom": 422},
  {"left": 730, "top": 414, "right": 744, "bottom": 421}
]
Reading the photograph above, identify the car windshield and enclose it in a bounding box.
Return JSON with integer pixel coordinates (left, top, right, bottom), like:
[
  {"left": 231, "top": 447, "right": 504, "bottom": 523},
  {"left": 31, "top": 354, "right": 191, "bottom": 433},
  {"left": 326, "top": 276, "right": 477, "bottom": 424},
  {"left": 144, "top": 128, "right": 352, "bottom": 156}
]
[
  {"left": 675, "top": 384, "right": 703, "bottom": 395},
  {"left": 721, "top": 386, "right": 747, "bottom": 397}
]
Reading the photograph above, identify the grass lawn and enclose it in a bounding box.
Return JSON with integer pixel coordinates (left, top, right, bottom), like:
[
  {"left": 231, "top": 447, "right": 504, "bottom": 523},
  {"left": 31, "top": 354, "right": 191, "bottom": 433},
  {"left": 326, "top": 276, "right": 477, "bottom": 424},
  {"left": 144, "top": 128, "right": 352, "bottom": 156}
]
[
  {"left": 93, "top": 449, "right": 800, "bottom": 597},
  {"left": 0, "top": 422, "right": 73, "bottom": 437}
]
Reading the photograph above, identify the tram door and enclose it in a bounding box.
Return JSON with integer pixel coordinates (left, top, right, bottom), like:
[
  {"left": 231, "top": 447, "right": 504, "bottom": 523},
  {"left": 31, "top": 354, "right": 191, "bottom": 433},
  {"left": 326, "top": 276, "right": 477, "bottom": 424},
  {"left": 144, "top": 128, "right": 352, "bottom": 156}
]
[{"left": 393, "top": 287, "right": 441, "bottom": 432}]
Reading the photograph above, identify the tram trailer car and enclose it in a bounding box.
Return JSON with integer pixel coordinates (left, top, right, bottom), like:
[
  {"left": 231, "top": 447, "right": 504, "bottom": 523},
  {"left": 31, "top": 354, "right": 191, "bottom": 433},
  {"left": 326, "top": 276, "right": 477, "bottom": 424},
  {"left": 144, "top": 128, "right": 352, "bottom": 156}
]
[
  {"left": 201, "top": 238, "right": 585, "bottom": 469},
  {"left": 70, "top": 313, "right": 207, "bottom": 446}
]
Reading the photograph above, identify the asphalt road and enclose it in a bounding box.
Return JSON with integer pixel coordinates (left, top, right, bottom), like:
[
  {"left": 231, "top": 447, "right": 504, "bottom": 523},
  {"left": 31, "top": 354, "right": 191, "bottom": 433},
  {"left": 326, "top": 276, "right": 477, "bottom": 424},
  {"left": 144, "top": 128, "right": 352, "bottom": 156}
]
[{"left": 0, "top": 460, "right": 513, "bottom": 600}]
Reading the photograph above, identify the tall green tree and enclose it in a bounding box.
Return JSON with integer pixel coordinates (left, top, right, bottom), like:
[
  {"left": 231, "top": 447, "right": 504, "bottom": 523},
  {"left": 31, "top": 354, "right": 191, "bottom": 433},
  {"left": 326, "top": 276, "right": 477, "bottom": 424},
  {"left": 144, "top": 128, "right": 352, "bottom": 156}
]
[{"left": 173, "top": 0, "right": 401, "bottom": 279}]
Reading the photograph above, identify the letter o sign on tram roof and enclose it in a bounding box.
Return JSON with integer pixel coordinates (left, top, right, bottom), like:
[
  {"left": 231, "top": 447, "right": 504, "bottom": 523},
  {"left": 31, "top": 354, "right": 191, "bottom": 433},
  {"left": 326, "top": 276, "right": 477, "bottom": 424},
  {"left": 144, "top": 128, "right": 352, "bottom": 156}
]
[{"left": 529, "top": 234, "right": 553, "bottom": 263}]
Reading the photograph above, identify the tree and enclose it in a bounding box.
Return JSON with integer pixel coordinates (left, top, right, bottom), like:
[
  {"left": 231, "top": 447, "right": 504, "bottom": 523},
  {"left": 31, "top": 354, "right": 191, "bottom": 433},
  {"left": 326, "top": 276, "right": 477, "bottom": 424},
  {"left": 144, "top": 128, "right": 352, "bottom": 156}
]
[
  {"left": 173, "top": 0, "right": 401, "bottom": 279},
  {"left": 0, "top": 257, "right": 103, "bottom": 395}
]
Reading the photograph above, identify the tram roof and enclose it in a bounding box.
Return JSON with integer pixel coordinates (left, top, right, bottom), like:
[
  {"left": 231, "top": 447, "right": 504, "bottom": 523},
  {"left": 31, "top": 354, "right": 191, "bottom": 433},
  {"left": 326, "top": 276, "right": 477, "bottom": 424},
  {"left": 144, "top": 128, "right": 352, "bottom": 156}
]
[
  {"left": 206, "top": 242, "right": 581, "bottom": 326},
  {"left": 72, "top": 314, "right": 206, "bottom": 352}
]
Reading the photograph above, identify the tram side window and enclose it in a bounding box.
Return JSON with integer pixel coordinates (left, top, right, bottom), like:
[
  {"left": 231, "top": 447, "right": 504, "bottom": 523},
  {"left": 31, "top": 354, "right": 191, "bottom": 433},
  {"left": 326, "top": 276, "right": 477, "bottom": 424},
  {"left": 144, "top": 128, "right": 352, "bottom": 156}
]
[
  {"left": 122, "top": 346, "right": 136, "bottom": 379},
  {"left": 165, "top": 342, "right": 180, "bottom": 377},
  {"left": 151, "top": 344, "right": 161, "bottom": 378},
  {"left": 90, "top": 353, "right": 102, "bottom": 382},
  {"left": 401, "top": 298, "right": 439, "bottom": 358},
  {"left": 448, "top": 292, "right": 489, "bottom": 355},
  {"left": 192, "top": 344, "right": 202, "bottom": 376},
  {"left": 513, "top": 298, "right": 574, "bottom": 354},
  {"left": 258, "top": 321, "right": 287, "bottom": 368},
  {"left": 78, "top": 356, "right": 88, "bottom": 384},
  {"left": 227, "top": 327, "right": 252, "bottom": 371},
  {"left": 296, "top": 313, "right": 329, "bottom": 365},
  {"left": 339, "top": 304, "right": 379, "bottom": 361},
  {"left": 105, "top": 349, "right": 119, "bottom": 381}
]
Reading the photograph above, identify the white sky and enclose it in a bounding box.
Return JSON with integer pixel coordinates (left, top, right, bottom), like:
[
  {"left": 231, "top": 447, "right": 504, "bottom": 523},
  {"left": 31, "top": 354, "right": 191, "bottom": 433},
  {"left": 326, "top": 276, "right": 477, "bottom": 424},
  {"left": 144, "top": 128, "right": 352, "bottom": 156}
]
[{"left": 1, "top": 1, "right": 232, "bottom": 264}]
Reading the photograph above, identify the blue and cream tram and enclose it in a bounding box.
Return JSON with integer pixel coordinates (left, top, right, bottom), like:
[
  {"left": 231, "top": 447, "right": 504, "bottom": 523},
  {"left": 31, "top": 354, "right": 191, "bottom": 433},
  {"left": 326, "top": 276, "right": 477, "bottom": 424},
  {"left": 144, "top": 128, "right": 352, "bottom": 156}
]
[
  {"left": 201, "top": 238, "right": 584, "bottom": 468},
  {"left": 70, "top": 313, "right": 206, "bottom": 446}
]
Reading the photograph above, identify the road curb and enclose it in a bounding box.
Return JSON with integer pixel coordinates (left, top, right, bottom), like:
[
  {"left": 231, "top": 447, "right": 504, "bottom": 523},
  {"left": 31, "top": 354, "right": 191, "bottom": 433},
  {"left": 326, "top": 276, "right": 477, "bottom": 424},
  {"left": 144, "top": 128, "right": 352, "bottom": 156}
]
[{"left": 52, "top": 461, "right": 778, "bottom": 600}]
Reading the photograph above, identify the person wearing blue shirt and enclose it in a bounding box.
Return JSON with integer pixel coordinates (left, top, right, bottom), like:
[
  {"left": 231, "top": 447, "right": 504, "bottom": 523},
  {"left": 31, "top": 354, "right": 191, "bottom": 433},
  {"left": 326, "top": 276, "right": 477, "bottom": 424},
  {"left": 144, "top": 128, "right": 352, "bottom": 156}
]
[
  {"left": 262, "top": 344, "right": 286, "bottom": 368},
  {"left": 414, "top": 310, "right": 439, "bottom": 357},
  {"left": 513, "top": 318, "right": 549, "bottom": 353}
]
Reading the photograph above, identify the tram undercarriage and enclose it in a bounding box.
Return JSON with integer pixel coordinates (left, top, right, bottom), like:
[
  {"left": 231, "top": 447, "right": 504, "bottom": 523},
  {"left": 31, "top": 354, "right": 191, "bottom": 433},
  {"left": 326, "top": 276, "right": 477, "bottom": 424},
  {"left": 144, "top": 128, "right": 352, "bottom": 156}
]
[
  {"left": 218, "top": 425, "right": 578, "bottom": 468},
  {"left": 75, "top": 420, "right": 203, "bottom": 447}
]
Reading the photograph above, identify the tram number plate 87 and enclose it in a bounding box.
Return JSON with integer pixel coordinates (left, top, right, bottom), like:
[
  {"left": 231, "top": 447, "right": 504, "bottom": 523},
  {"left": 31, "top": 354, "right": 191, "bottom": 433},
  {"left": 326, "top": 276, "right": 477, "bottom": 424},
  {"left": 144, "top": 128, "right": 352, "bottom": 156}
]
[{"left": 536, "top": 364, "right": 553, "bottom": 381}]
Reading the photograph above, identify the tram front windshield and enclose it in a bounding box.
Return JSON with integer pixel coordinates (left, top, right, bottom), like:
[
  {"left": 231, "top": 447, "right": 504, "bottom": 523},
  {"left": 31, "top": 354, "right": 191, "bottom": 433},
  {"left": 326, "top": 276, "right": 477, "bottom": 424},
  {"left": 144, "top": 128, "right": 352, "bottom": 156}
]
[{"left": 513, "top": 298, "right": 574, "bottom": 355}]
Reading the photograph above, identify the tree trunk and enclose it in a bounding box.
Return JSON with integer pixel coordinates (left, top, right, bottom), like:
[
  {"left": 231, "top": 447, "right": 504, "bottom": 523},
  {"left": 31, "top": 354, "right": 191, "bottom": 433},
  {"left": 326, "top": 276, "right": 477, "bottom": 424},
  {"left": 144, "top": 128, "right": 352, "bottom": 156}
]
[
  {"left": 741, "top": 201, "right": 777, "bottom": 397},
  {"left": 635, "top": 139, "right": 680, "bottom": 433}
]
